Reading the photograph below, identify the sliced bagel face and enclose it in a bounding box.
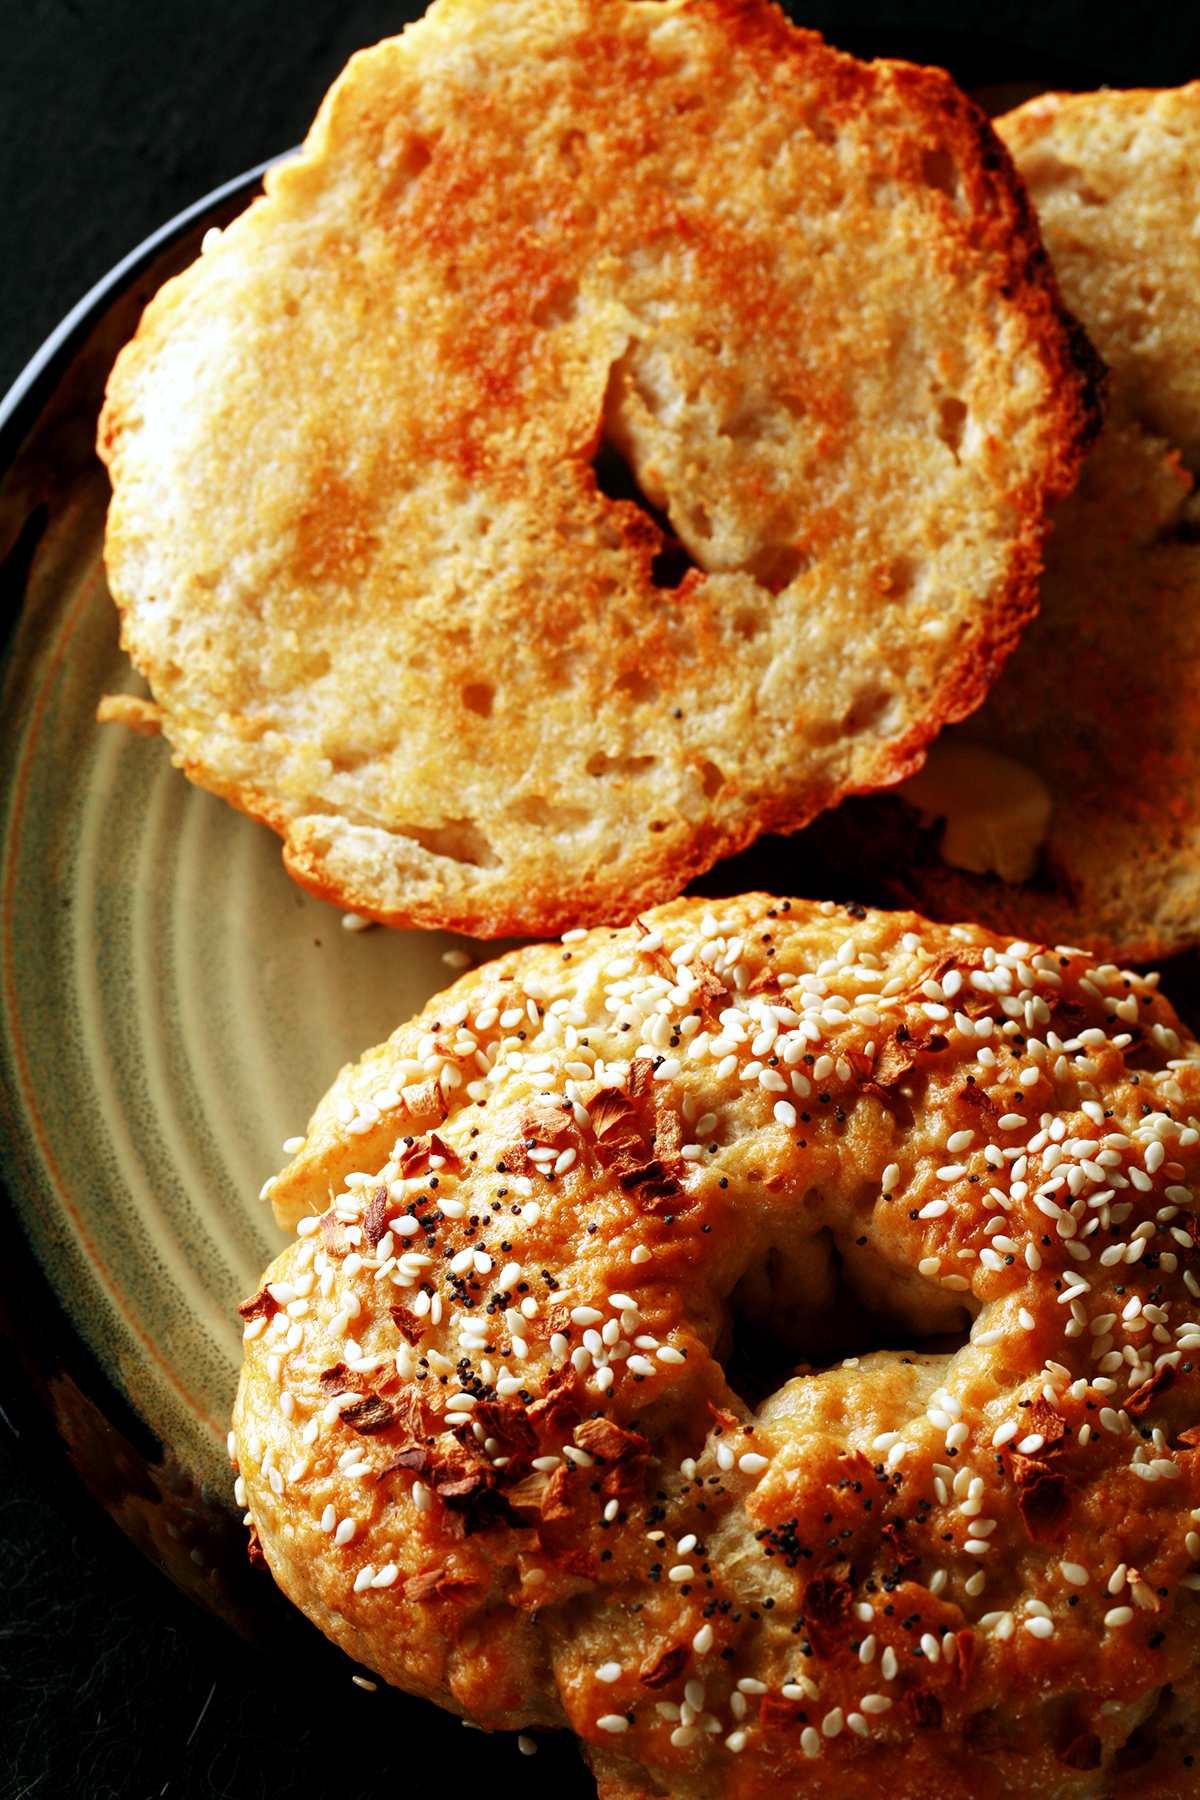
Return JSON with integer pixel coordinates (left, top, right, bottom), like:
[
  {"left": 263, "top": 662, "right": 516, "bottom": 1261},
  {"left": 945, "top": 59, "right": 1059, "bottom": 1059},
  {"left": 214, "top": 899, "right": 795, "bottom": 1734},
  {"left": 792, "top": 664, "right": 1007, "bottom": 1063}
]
[
  {"left": 816, "top": 84, "right": 1200, "bottom": 963},
  {"left": 98, "top": 0, "right": 1102, "bottom": 936}
]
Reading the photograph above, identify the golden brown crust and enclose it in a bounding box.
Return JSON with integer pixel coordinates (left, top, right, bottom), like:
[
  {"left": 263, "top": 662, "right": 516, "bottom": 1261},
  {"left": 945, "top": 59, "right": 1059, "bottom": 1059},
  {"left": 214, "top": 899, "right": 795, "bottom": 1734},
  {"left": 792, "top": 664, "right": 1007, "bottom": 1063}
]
[
  {"left": 822, "top": 84, "right": 1200, "bottom": 963},
  {"left": 98, "top": 0, "right": 1100, "bottom": 938},
  {"left": 237, "top": 894, "right": 1200, "bottom": 1796},
  {"left": 95, "top": 693, "right": 164, "bottom": 736}
]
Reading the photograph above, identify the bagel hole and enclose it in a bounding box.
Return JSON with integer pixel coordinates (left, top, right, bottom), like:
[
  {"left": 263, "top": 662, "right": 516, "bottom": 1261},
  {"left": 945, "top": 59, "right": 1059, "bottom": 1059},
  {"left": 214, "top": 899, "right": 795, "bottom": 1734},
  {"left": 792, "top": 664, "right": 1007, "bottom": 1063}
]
[
  {"left": 591, "top": 439, "right": 699, "bottom": 591},
  {"left": 717, "top": 1229, "right": 974, "bottom": 1409}
]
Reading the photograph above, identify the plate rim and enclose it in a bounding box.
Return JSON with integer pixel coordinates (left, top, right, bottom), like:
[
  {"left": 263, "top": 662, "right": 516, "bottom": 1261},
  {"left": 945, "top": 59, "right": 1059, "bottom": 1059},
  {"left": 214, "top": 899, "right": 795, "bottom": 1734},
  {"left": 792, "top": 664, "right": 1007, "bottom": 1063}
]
[
  {"left": 0, "top": 14, "right": 1193, "bottom": 1708},
  {"left": 0, "top": 150, "right": 309, "bottom": 1645},
  {"left": 0, "top": 153, "right": 294, "bottom": 480}
]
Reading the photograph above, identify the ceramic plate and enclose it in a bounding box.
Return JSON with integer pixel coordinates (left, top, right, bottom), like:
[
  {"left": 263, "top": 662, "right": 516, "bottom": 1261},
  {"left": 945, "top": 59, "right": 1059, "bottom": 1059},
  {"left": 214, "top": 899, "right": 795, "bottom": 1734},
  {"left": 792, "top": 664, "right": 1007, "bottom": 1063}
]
[
  {"left": 2, "top": 66, "right": 1198, "bottom": 1713},
  {"left": 0, "top": 157, "right": 523, "bottom": 1646}
]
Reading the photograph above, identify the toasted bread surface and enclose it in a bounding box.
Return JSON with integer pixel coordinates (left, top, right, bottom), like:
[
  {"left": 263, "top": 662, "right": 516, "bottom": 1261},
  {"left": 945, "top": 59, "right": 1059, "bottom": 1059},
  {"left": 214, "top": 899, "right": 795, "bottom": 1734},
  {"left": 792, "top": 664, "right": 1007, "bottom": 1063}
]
[
  {"left": 98, "top": 0, "right": 1100, "bottom": 937},
  {"left": 825, "top": 85, "right": 1200, "bottom": 962},
  {"left": 238, "top": 894, "right": 1200, "bottom": 1797}
]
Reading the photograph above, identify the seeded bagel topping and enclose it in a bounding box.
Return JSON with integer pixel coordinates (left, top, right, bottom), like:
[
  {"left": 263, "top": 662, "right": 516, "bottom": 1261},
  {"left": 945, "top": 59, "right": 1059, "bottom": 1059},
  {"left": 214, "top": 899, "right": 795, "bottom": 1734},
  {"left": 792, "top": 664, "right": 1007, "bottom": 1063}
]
[{"left": 235, "top": 894, "right": 1200, "bottom": 1794}]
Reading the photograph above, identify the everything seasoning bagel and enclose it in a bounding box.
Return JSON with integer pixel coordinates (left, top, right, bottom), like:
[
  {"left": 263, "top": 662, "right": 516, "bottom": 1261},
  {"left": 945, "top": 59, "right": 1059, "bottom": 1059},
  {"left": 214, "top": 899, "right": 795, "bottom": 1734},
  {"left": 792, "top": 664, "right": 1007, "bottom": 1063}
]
[{"left": 234, "top": 895, "right": 1200, "bottom": 1796}]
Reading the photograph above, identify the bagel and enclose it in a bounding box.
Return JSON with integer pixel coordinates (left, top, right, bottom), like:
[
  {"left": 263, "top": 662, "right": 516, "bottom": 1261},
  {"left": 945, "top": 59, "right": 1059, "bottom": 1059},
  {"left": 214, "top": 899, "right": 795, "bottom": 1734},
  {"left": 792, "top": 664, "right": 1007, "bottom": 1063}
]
[
  {"left": 802, "top": 83, "right": 1200, "bottom": 963},
  {"left": 97, "top": 0, "right": 1103, "bottom": 939},
  {"left": 235, "top": 893, "right": 1200, "bottom": 1797}
]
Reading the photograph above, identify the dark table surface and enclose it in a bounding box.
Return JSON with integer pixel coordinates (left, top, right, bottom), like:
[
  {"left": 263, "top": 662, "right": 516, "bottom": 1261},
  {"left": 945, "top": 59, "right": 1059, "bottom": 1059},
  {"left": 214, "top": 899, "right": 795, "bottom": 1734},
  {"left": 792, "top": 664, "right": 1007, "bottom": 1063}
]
[{"left": 4, "top": 3, "right": 1200, "bottom": 1796}]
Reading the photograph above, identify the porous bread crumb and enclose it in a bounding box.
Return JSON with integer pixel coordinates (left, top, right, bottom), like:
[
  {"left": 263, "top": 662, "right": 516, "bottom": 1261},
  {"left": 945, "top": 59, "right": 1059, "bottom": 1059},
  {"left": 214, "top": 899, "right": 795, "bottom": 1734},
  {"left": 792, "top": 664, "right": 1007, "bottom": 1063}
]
[{"left": 97, "top": 0, "right": 1101, "bottom": 938}]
